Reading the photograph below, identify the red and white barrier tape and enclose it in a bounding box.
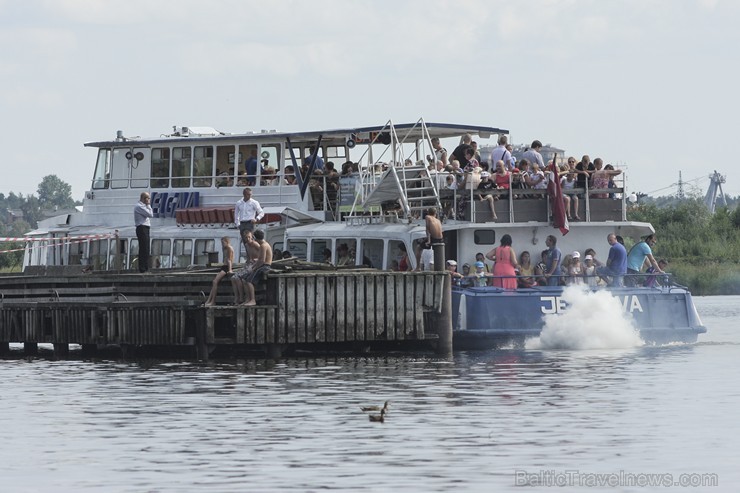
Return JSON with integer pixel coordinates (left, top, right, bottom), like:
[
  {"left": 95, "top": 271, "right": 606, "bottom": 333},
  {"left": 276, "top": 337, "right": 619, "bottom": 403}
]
[
  {"left": 0, "top": 233, "right": 117, "bottom": 255},
  {"left": 0, "top": 233, "right": 116, "bottom": 242}
]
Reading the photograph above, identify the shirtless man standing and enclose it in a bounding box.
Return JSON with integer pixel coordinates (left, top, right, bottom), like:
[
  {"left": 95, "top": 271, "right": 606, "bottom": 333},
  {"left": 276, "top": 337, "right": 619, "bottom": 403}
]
[
  {"left": 425, "top": 208, "right": 446, "bottom": 272},
  {"left": 241, "top": 229, "right": 273, "bottom": 306},
  {"left": 231, "top": 229, "right": 257, "bottom": 304},
  {"left": 425, "top": 208, "right": 443, "bottom": 244}
]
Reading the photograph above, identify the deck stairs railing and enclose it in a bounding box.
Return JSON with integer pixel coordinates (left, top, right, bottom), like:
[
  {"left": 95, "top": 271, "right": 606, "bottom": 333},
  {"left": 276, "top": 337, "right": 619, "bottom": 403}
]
[{"left": 348, "top": 118, "right": 442, "bottom": 219}]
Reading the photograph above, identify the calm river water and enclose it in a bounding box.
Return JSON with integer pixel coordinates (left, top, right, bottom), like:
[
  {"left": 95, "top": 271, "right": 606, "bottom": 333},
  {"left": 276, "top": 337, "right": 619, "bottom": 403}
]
[{"left": 1, "top": 296, "right": 738, "bottom": 492}]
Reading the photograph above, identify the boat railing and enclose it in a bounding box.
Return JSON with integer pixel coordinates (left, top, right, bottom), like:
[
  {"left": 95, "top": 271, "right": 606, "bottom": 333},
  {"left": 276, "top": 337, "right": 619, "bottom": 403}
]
[
  {"left": 436, "top": 185, "right": 626, "bottom": 224},
  {"left": 452, "top": 271, "right": 679, "bottom": 290}
]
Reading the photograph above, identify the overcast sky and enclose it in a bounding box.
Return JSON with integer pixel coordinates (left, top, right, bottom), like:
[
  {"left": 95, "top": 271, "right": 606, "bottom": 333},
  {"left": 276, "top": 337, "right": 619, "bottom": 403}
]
[{"left": 2, "top": 0, "right": 739, "bottom": 201}]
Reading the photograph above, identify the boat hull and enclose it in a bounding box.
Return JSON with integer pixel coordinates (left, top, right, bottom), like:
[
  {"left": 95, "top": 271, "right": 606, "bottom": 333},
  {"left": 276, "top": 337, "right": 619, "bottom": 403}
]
[{"left": 452, "top": 285, "right": 706, "bottom": 348}]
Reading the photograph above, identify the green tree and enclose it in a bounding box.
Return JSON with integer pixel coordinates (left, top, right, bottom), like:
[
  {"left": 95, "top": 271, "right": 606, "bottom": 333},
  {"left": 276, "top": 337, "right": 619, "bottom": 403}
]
[
  {"left": 19, "top": 195, "right": 42, "bottom": 229},
  {"left": 0, "top": 219, "right": 29, "bottom": 270},
  {"left": 37, "top": 175, "right": 75, "bottom": 210}
]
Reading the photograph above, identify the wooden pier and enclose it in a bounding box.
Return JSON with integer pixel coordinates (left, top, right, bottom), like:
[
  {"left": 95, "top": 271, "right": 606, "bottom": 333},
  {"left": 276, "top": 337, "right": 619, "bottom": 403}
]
[{"left": 0, "top": 268, "right": 449, "bottom": 359}]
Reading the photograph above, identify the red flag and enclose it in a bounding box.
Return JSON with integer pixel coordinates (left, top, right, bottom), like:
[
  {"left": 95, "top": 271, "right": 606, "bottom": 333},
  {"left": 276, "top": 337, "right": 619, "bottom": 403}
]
[{"left": 547, "top": 158, "right": 569, "bottom": 235}]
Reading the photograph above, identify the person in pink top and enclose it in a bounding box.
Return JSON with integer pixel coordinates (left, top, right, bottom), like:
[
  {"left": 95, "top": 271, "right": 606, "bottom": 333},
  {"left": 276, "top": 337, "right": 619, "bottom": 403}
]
[
  {"left": 493, "top": 160, "right": 511, "bottom": 192},
  {"left": 486, "top": 234, "right": 520, "bottom": 289}
]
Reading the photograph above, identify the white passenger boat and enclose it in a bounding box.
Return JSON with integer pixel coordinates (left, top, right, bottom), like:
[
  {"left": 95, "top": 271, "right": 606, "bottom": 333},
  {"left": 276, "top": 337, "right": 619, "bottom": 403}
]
[{"left": 22, "top": 119, "right": 705, "bottom": 345}]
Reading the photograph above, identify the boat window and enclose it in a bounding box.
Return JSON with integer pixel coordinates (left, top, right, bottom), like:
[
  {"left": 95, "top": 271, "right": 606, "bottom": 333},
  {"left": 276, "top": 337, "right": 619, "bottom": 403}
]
[
  {"left": 310, "top": 239, "right": 331, "bottom": 263},
  {"left": 151, "top": 239, "right": 171, "bottom": 268},
  {"left": 108, "top": 237, "right": 128, "bottom": 270},
  {"left": 68, "top": 240, "right": 86, "bottom": 265},
  {"left": 261, "top": 144, "right": 281, "bottom": 172},
  {"left": 130, "top": 147, "right": 150, "bottom": 188},
  {"left": 89, "top": 239, "right": 109, "bottom": 270},
  {"left": 336, "top": 238, "right": 357, "bottom": 266},
  {"left": 272, "top": 241, "right": 284, "bottom": 255},
  {"left": 285, "top": 147, "right": 303, "bottom": 167},
  {"left": 173, "top": 239, "right": 192, "bottom": 268},
  {"left": 360, "top": 239, "right": 382, "bottom": 269},
  {"left": 387, "top": 240, "right": 407, "bottom": 271},
  {"left": 110, "top": 149, "right": 130, "bottom": 189},
  {"left": 151, "top": 147, "right": 170, "bottom": 188},
  {"left": 215, "top": 145, "right": 236, "bottom": 187},
  {"left": 92, "top": 149, "right": 111, "bottom": 189},
  {"left": 172, "top": 146, "right": 192, "bottom": 188},
  {"left": 194, "top": 239, "right": 216, "bottom": 265},
  {"left": 325, "top": 145, "right": 347, "bottom": 160},
  {"left": 238, "top": 145, "right": 258, "bottom": 186},
  {"left": 473, "top": 230, "right": 496, "bottom": 245},
  {"left": 285, "top": 239, "right": 307, "bottom": 260},
  {"left": 130, "top": 239, "right": 139, "bottom": 270},
  {"left": 193, "top": 146, "right": 213, "bottom": 187}
]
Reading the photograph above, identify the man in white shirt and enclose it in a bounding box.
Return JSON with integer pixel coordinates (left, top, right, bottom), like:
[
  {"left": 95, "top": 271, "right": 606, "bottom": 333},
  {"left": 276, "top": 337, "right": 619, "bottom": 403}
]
[
  {"left": 234, "top": 187, "right": 264, "bottom": 236},
  {"left": 521, "top": 140, "right": 545, "bottom": 170},
  {"left": 489, "top": 135, "right": 515, "bottom": 171},
  {"left": 133, "top": 191, "right": 154, "bottom": 273}
]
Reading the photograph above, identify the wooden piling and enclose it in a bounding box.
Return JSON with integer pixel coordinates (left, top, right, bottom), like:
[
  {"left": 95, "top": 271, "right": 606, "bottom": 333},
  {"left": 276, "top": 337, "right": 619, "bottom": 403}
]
[{"left": 432, "top": 242, "right": 453, "bottom": 355}]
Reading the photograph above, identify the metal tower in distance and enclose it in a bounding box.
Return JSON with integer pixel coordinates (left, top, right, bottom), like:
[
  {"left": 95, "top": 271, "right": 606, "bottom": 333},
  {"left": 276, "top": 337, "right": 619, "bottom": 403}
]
[{"left": 703, "top": 170, "right": 727, "bottom": 213}]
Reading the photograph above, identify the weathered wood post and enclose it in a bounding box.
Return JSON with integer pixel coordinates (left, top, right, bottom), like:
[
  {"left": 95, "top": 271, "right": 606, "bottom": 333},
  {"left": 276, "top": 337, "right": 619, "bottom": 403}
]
[{"left": 432, "top": 241, "right": 452, "bottom": 354}]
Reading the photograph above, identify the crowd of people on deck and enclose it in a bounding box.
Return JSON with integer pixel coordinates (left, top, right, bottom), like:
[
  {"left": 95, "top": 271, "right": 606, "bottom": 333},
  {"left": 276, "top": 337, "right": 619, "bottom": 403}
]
[
  {"left": 431, "top": 232, "right": 668, "bottom": 290},
  {"left": 215, "top": 134, "right": 625, "bottom": 221},
  {"left": 426, "top": 135, "right": 625, "bottom": 221}
]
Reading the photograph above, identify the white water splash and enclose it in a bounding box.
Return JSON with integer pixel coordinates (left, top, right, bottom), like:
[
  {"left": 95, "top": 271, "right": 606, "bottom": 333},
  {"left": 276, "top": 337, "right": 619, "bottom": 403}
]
[{"left": 527, "top": 286, "right": 644, "bottom": 350}]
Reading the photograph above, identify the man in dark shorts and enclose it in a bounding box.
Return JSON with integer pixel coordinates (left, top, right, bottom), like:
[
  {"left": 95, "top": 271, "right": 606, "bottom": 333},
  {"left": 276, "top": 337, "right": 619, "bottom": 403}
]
[{"left": 241, "top": 229, "right": 273, "bottom": 306}]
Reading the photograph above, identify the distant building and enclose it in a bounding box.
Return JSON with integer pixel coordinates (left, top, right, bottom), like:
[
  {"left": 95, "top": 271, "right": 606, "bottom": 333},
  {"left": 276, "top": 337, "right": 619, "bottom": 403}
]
[{"left": 3, "top": 209, "right": 24, "bottom": 223}]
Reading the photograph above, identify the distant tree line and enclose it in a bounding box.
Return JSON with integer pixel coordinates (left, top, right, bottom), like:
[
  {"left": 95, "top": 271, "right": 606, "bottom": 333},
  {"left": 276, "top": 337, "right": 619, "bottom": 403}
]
[
  {"left": 0, "top": 175, "right": 78, "bottom": 270},
  {"left": 628, "top": 198, "right": 740, "bottom": 295}
]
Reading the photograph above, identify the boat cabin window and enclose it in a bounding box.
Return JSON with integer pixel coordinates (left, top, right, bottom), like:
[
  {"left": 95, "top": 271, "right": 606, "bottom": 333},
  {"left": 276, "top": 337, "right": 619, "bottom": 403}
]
[
  {"left": 310, "top": 239, "right": 331, "bottom": 263},
  {"left": 68, "top": 240, "right": 86, "bottom": 265},
  {"left": 285, "top": 239, "right": 307, "bottom": 260},
  {"left": 173, "top": 239, "right": 192, "bottom": 268},
  {"left": 130, "top": 148, "right": 150, "bottom": 188},
  {"left": 336, "top": 239, "right": 357, "bottom": 266},
  {"left": 110, "top": 149, "right": 129, "bottom": 189},
  {"left": 387, "top": 240, "right": 410, "bottom": 271},
  {"left": 360, "top": 239, "right": 382, "bottom": 269},
  {"left": 108, "top": 237, "right": 128, "bottom": 270},
  {"left": 92, "top": 149, "right": 111, "bottom": 189},
  {"left": 238, "top": 145, "right": 258, "bottom": 186},
  {"left": 325, "top": 145, "right": 347, "bottom": 161},
  {"left": 215, "top": 145, "right": 237, "bottom": 187},
  {"left": 151, "top": 147, "right": 170, "bottom": 188},
  {"left": 286, "top": 147, "right": 303, "bottom": 167},
  {"left": 474, "top": 230, "right": 496, "bottom": 245},
  {"left": 172, "top": 146, "right": 192, "bottom": 188},
  {"left": 194, "top": 239, "right": 215, "bottom": 265},
  {"left": 261, "top": 145, "right": 281, "bottom": 172},
  {"left": 193, "top": 146, "right": 213, "bottom": 187},
  {"left": 152, "top": 239, "right": 172, "bottom": 268},
  {"left": 130, "top": 239, "right": 139, "bottom": 270},
  {"left": 89, "top": 239, "right": 109, "bottom": 270}
]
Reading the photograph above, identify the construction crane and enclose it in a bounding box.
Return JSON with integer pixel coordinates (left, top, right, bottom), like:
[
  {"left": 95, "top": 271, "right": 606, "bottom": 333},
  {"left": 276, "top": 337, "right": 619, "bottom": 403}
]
[{"left": 703, "top": 170, "right": 727, "bottom": 213}]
